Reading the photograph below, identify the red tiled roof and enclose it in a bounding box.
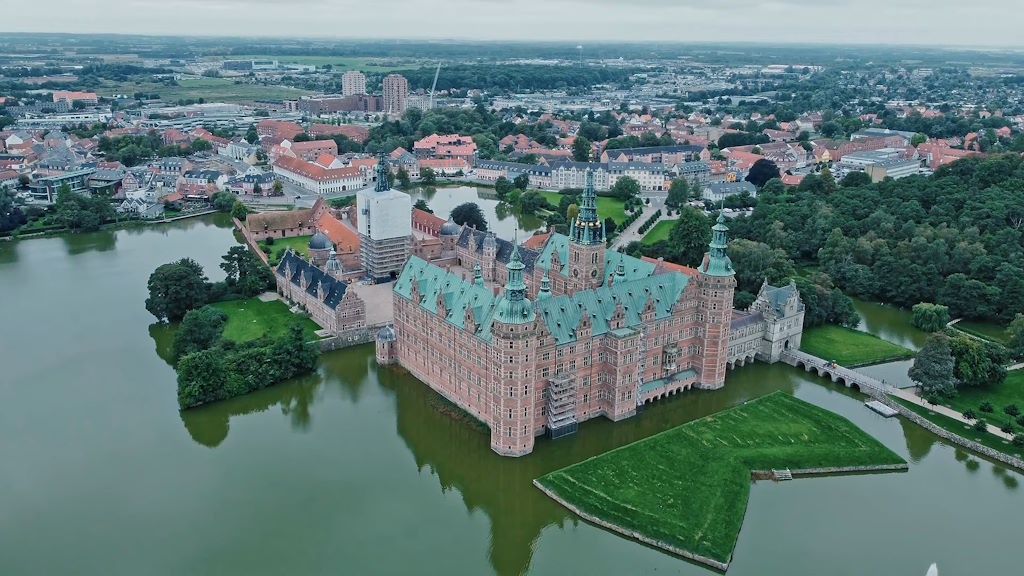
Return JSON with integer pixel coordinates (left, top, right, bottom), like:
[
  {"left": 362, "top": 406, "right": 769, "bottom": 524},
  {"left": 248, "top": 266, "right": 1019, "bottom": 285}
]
[
  {"left": 273, "top": 155, "right": 362, "bottom": 182},
  {"left": 642, "top": 256, "right": 697, "bottom": 277},
  {"left": 522, "top": 231, "right": 551, "bottom": 249},
  {"left": 412, "top": 208, "right": 445, "bottom": 234},
  {"left": 316, "top": 211, "right": 360, "bottom": 253}
]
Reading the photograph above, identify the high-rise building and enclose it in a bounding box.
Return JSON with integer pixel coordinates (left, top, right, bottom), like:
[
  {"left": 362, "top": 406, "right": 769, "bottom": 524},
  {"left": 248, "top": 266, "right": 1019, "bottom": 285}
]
[
  {"left": 341, "top": 70, "right": 367, "bottom": 96},
  {"left": 357, "top": 154, "right": 412, "bottom": 279},
  {"left": 382, "top": 74, "right": 409, "bottom": 115}
]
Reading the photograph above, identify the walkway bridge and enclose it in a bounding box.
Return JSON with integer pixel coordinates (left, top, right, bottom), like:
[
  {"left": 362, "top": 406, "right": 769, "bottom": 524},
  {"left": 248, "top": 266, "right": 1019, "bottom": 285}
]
[{"left": 780, "top": 350, "right": 888, "bottom": 396}]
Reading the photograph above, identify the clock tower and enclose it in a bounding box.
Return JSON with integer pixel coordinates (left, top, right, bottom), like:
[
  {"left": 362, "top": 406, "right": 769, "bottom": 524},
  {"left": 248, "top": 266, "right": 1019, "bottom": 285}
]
[{"left": 568, "top": 170, "right": 605, "bottom": 292}]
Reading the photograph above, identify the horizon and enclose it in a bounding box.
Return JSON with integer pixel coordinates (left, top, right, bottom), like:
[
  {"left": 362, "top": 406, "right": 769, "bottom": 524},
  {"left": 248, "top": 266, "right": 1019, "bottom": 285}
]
[{"left": 4, "top": 0, "right": 1023, "bottom": 49}]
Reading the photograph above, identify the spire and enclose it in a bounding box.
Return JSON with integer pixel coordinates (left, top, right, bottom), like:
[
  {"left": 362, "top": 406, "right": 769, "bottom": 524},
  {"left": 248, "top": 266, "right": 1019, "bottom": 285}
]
[
  {"left": 537, "top": 273, "right": 551, "bottom": 300},
  {"left": 571, "top": 169, "right": 603, "bottom": 246},
  {"left": 505, "top": 230, "right": 526, "bottom": 302},
  {"left": 374, "top": 152, "right": 390, "bottom": 192},
  {"left": 473, "top": 263, "right": 484, "bottom": 286},
  {"left": 700, "top": 211, "right": 734, "bottom": 277}
]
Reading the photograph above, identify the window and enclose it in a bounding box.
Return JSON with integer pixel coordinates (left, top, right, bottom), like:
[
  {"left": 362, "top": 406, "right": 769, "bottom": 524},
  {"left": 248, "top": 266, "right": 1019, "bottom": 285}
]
[
  {"left": 583, "top": 392, "right": 589, "bottom": 403},
  {"left": 509, "top": 387, "right": 514, "bottom": 398},
  {"left": 508, "top": 408, "right": 513, "bottom": 419},
  {"left": 507, "top": 427, "right": 512, "bottom": 438},
  {"left": 523, "top": 407, "right": 528, "bottom": 418},
  {"left": 582, "top": 375, "right": 591, "bottom": 387},
  {"left": 524, "top": 385, "right": 529, "bottom": 396},
  {"left": 542, "top": 351, "right": 550, "bottom": 361}
]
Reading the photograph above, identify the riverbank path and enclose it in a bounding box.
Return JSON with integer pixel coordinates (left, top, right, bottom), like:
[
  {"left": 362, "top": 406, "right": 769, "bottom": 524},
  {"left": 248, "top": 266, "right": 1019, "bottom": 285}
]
[{"left": 888, "top": 386, "right": 1016, "bottom": 441}]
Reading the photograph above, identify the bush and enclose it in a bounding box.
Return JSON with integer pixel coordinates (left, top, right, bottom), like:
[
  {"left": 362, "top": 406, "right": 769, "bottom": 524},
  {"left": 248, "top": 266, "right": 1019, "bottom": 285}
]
[
  {"left": 264, "top": 236, "right": 275, "bottom": 246},
  {"left": 1013, "top": 434, "right": 1024, "bottom": 448},
  {"left": 1004, "top": 404, "right": 1020, "bottom": 417},
  {"left": 1017, "top": 415, "right": 1024, "bottom": 427},
  {"left": 979, "top": 401, "right": 994, "bottom": 413},
  {"left": 1001, "top": 421, "right": 1015, "bottom": 434},
  {"left": 973, "top": 419, "right": 988, "bottom": 432},
  {"left": 962, "top": 409, "right": 977, "bottom": 421}
]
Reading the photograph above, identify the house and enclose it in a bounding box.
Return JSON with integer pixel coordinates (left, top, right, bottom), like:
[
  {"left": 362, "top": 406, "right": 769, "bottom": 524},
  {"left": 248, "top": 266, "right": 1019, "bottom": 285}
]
[
  {"left": 257, "top": 119, "right": 303, "bottom": 140},
  {"left": 418, "top": 157, "right": 470, "bottom": 176},
  {"left": 52, "top": 91, "right": 98, "bottom": 105},
  {"left": 0, "top": 169, "right": 19, "bottom": 189},
  {"left": 308, "top": 123, "right": 370, "bottom": 143},
  {"left": 413, "top": 134, "right": 477, "bottom": 162},
  {"left": 149, "top": 157, "right": 192, "bottom": 176},
  {"left": 272, "top": 155, "right": 365, "bottom": 195},
  {"left": 289, "top": 139, "right": 338, "bottom": 162},
  {"left": 220, "top": 140, "right": 260, "bottom": 164},
  {"left": 118, "top": 196, "right": 165, "bottom": 219},
  {"left": 702, "top": 181, "right": 757, "bottom": 202},
  {"left": 227, "top": 171, "right": 276, "bottom": 195},
  {"left": 599, "top": 144, "right": 705, "bottom": 164}
]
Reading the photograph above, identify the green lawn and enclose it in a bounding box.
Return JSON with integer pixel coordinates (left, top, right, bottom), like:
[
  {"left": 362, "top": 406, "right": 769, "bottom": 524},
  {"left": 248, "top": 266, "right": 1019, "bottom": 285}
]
[
  {"left": 892, "top": 397, "right": 1024, "bottom": 461},
  {"left": 99, "top": 77, "right": 312, "bottom": 103},
  {"left": 641, "top": 219, "right": 674, "bottom": 245},
  {"left": 954, "top": 320, "right": 1010, "bottom": 344},
  {"left": 941, "top": 370, "right": 1024, "bottom": 422},
  {"left": 209, "top": 298, "right": 321, "bottom": 343},
  {"left": 536, "top": 392, "right": 904, "bottom": 566},
  {"left": 800, "top": 325, "right": 915, "bottom": 367},
  {"left": 538, "top": 191, "right": 628, "bottom": 224},
  {"left": 259, "top": 235, "right": 312, "bottom": 265}
]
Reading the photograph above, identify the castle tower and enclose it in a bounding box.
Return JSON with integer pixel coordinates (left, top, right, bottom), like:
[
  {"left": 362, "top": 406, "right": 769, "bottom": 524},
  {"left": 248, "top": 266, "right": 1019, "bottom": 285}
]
[
  {"left": 357, "top": 152, "right": 411, "bottom": 280},
  {"left": 695, "top": 212, "right": 736, "bottom": 389},
  {"left": 567, "top": 170, "right": 605, "bottom": 292},
  {"left": 375, "top": 323, "right": 398, "bottom": 365},
  {"left": 489, "top": 235, "right": 538, "bottom": 457}
]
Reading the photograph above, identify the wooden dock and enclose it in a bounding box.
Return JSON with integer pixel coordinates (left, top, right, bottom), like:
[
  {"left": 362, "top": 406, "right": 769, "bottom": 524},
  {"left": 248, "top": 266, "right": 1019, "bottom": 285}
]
[{"left": 865, "top": 400, "right": 898, "bottom": 418}]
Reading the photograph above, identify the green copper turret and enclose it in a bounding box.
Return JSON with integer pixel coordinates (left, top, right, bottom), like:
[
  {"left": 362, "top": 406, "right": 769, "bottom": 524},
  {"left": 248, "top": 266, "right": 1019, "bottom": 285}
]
[
  {"left": 493, "top": 231, "right": 535, "bottom": 324},
  {"left": 699, "top": 212, "right": 735, "bottom": 277},
  {"left": 570, "top": 170, "right": 603, "bottom": 246},
  {"left": 374, "top": 152, "right": 390, "bottom": 192}
]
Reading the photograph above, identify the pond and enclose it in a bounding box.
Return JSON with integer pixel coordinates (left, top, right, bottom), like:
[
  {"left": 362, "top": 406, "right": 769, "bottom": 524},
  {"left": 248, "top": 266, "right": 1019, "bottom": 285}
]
[
  {"left": 405, "top": 185, "right": 545, "bottom": 239},
  {"left": 0, "top": 217, "right": 1019, "bottom": 576}
]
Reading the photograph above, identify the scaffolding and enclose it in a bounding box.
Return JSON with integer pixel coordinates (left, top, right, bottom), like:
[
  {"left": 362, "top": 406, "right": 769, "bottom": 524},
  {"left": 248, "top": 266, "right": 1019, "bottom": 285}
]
[{"left": 546, "top": 372, "right": 578, "bottom": 439}]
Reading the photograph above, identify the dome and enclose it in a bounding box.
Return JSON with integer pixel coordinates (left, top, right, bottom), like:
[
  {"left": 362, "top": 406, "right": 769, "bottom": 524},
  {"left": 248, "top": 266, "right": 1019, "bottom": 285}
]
[
  {"left": 376, "top": 324, "right": 396, "bottom": 342},
  {"left": 482, "top": 232, "right": 497, "bottom": 249},
  {"left": 439, "top": 219, "right": 461, "bottom": 236},
  {"left": 308, "top": 230, "right": 332, "bottom": 251}
]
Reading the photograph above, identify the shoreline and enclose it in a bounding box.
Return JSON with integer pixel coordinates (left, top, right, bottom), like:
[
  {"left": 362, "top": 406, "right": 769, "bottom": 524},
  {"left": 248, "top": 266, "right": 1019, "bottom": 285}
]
[{"left": 2, "top": 209, "right": 220, "bottom": 242}]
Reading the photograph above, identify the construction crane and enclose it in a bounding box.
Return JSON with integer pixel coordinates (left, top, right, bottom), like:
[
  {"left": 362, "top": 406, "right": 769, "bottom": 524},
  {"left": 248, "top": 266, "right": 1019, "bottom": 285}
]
[{"left": 428, "top": 62, "right": 441, "bottom": 109}]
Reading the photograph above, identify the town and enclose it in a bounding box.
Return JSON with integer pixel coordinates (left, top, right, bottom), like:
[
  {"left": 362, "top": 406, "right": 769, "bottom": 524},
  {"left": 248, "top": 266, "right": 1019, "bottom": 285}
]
[{"left": 1, "top": 28, "right": 1023, "bottom": 576}]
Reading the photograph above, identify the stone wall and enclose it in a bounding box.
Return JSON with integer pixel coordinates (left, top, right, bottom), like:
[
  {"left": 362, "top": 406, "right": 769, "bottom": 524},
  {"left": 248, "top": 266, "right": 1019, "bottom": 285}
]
[
  {"left": 318, "top": 324, "right": 384, "bottom": 352},
  {"left": 875, "top": 394, "right": 1024, "bottom": 473},
  {"left": 233, "top": 217, "right": 269, "bottom": 264}
]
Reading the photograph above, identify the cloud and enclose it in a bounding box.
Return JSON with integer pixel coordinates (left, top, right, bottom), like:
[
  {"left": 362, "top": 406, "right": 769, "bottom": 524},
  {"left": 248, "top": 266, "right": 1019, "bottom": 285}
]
[{"left": 4, "top": 0, "right": 1023, "bottom": 47}]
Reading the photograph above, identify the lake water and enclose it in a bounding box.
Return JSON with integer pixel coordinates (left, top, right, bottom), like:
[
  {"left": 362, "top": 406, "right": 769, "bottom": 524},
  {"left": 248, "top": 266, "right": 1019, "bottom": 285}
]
[
  {"left": 405, "top": 185, "right": 545, "bottom": 239},
  {"left": 0, "top": 216, "right": 1019, "bottom": 575}
]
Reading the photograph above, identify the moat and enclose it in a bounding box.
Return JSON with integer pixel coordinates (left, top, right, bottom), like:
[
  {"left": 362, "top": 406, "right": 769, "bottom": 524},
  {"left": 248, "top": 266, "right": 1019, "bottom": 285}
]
[{"left": 0, "top": 214, "right": 1019, "bottom": 575}]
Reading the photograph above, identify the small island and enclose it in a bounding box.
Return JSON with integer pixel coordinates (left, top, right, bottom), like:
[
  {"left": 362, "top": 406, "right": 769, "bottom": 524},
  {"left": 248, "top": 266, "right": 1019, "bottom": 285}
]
[{"left": 534, "top": 392, "right": 906, "bottom": 570}]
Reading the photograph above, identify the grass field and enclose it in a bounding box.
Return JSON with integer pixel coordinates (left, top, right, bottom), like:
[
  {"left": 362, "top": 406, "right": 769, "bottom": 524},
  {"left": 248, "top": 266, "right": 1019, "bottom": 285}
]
[
  {"left": 941, "top": 370, "right": 1024, "bottom": 421},
  {"left": 209, "top": 298, "right": 321, "bottom": 343},
  {"left": 954, "top": 320, "right": 1010, "bottom": 343},
  {"left": 537, "top": 191, "right": 628, "bottom": 224},
  {"left": 99, "top": 77, "right": 312, "bottom": 103},
  {"left": 259, "top": 235, "right": 312, "bottom": 265},
  {"left": 641, "top": 219, "right": 674, "bottom": 245},
  {"left": 536, "top": 392, "right": 904, "bottom": 565},
  {"left": 892, "top": 397, "right": 1024, "bottom": 461},
  {"left": 800, "top": 325, "right": 915, "bottom": 367}
]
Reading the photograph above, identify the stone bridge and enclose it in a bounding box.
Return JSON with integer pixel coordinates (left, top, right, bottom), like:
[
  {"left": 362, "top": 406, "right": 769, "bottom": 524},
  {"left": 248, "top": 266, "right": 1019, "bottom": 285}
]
[{"left": 780, "top": 350, "right": 888, "bottom": 396}]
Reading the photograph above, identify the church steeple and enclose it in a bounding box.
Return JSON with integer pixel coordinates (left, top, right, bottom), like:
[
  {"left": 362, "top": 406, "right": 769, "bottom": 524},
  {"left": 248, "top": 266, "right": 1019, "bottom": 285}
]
[
  {"left": 570, "top": 170, "right": 603, "bottom": 245},
  {"left": 504, "top": 233, "right": 526, "bottom": 301},
  {"left": 374, "top": 152, "right": 390, "bottom": 192}
]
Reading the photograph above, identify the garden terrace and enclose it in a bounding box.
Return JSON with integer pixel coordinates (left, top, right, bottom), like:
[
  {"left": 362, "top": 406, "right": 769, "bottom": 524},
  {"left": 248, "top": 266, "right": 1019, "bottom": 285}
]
[{"left": 800, "top": 325, "right": 915, "bottom": 367}]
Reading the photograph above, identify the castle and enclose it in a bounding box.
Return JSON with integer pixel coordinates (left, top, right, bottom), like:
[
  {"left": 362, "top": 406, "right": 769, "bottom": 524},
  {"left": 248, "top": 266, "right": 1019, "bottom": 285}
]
[{"left": 378, "top": 172, "right": 806, "bottom": 456}]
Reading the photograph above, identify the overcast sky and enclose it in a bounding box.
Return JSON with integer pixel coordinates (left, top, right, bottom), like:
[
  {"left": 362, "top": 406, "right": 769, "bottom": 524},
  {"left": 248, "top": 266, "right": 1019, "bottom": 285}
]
[{"left": 6, "top": 0, "right": 1023, "bottom": 47}]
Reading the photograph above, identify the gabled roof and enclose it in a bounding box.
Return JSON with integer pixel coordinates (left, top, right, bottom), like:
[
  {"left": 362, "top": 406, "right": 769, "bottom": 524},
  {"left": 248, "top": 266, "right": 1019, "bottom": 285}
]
[
  {"left": 276, "top": 250, "right": 349, "bottom": 309},
  {"left": 394, "top": 256, "right": 500, "bottom": 340},
  {"left": 534, "top": 233, "right": 655, "bottom": 282},
  {"left": 456, "top": 228, "right": 539, "bottom": 272}
]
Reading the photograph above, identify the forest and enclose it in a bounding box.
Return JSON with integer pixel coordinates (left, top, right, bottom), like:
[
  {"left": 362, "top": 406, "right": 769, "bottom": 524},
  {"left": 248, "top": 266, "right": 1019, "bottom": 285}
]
[{"left": 726, "top": 154, "right": 1024, "bottom": 324}]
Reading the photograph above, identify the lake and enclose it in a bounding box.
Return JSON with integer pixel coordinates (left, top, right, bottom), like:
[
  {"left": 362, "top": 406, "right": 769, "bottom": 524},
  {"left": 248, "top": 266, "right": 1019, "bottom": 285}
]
[
  {"left": 405, "top": 185, "right": 546, "bottom": 239},
  {"left": 0, "top": 216, "right": 1018, "bottom": 575}
]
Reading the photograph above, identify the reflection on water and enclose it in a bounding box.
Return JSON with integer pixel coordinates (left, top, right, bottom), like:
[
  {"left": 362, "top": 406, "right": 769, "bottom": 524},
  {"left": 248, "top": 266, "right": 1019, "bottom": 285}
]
[
  {"left": 62, "top": 229, "right": 117, "bottom": 254},
  {"left": 406, "top": 186, "right": 545, "bottom": 238},
  {"left": 853, "top": 299, "right": 929, "bottom": 351}
]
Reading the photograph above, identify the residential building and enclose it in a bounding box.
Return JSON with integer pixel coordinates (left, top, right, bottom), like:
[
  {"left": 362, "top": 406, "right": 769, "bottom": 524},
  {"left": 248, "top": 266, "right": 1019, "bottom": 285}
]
[
  {"left": 289, "top": 139, "right": 338, "bottom": 162},
  {"left": 51, "top": 91, "right": 98, "bottom": 105},
  {"left": 382, "top": 74, "right": 409, "bottom": 115},
  {"left": 272, "top": 155, "right": 365, "bottom": 195},
  {"left": 342, "top": 71, "right": 367, "bottom": 96},
  {"left": 702, "top": 181, "right": 757, "bottom": 202}
]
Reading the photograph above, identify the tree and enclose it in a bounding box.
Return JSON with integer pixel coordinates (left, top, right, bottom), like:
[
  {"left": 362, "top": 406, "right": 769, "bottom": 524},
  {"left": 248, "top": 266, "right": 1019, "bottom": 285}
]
[
  {"left": 911, "top": 303, "right": 950, "bottom": 332},
  {"left": 271, "top": 180, "right": 284, "bottom": 196},
  {"left": 230, "top": 201, "right": 249, "bottom": 221},
  {"left": 610, "top": 176, "right": 641, "bottom": 201},
  {"left": 655, "top": 207, "right": 710, "bottom": 267},
  {"left": 420, "top": 167, "right": 437, "bottom": 185},
  {"left": 494, "top": 176, "right": 514, "bottom": 199},
  {"left": 745, "top": 159, "right": 780, "bottom": 188},
  {"left": 820, "top": 166, "right": 836, "bottom": 195},
  {"left": 909, "top": 333, "right": 958, "bottom": 402},
  {"left": 413, "top": 199, "right": 433, "bottom": 214},
  {"left": 604, "top": 217, "right": 617, "bottom": 237},
  {"left": 572, "top": 135, "right": 592, "bottom": 162},
  {"left": 396, "top": 166, "right": 411, "bottom": 189},
  {"left": 245, "top": 124, "right": 259, "bottom": 145},
  {"left": 172, "top": 306, "right": 227, "bottom": 362},
  {"left": 566, "top": 203, "right": 579, "bottom": 226},
  {"left": 211, "top": 191, "right": 235, "bottom": 212},
  {"left": 451, "top": 202, "right": 488, "bottom": 231},
  {"left": 728, "top": 239, "right": 796, "bottom": 293},
  {"left": 220, "top": 245, "right": 274, "bottom": 297},
  {"left": 513, "top": 173, "right": 530, "bottom": 190},
  {"left": 949, "top": 334, "right": 1008, "bottom": 389},
  {"left": 666, "top": 178, "right": 689, "bottom": 209},
  {"left": 1008, "top": 314, "right": 1024, "bottom": 360},
  {"left": 252, "top": 182, "right": 262, "bottom": 196},
  {"left": 839, "top": 171, "right": 871, "bottom": 187},
  {"left": 911, "top": 133, "right": 927, "bottom": 147},
  {"left": 146, "top": 258, "right": 210, "bottom": 322}
]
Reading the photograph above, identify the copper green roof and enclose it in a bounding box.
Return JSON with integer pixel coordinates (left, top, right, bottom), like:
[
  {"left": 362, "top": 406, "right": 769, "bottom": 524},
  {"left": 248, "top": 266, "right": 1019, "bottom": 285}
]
[
  {"left": 394, "top": 256, "right": 501, "bottom": 341},
  {"left": 640, "top": 368, "right": 697, "bottom": 394},
  {"left": 534, "top": 270, "right": 690, "bottom": 345},
  {"left": 534, "top": 233, "right": 656, "bottom": 283},
  {"left": 698, "top": 213, "right": 734, "bottom": 277}
]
